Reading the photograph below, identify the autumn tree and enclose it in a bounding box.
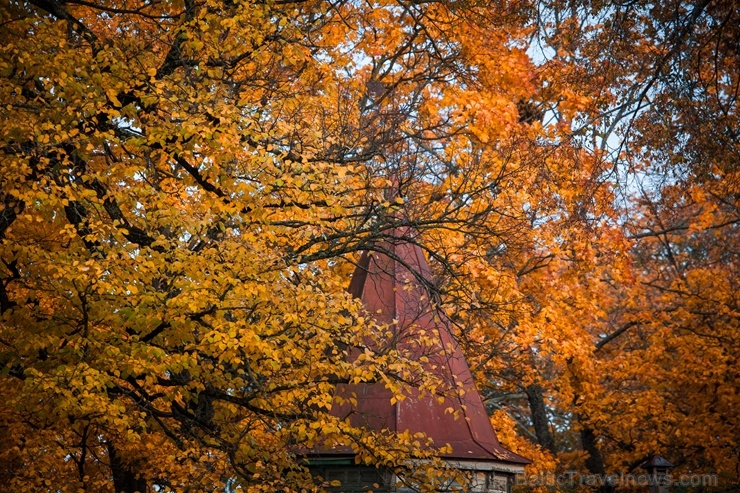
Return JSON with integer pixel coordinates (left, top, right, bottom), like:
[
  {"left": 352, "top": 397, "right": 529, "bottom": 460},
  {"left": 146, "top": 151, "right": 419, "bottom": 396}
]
[
  {"left": 0, "top": 0, "right": 544, "bottom": 491},
  {"left": 3, "top": 0, "right": 737, "bottom": 491},
  {"left": 455, "top": 1, "right": 740, "bottom": 491}
]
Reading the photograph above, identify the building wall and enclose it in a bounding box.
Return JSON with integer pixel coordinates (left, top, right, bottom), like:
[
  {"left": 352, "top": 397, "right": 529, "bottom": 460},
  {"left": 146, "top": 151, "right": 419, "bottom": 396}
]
[{"left": 309, "top": 465, "right": 514, "bottom": 493}]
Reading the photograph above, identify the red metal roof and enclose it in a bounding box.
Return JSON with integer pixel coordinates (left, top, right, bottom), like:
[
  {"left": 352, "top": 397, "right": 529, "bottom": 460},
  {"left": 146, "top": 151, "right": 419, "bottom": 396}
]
[{"left": 324, "top": 228, "right": 529, "bottom": 465}]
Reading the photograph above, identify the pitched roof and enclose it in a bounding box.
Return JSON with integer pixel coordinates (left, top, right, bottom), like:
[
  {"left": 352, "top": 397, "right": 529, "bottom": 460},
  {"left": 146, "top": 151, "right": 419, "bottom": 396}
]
[
  {"left": 326, "top": 228, "right": 529, "bottom": 464},
  {"left": 641, "top": 456, "right": 674, "bottom": 469}
]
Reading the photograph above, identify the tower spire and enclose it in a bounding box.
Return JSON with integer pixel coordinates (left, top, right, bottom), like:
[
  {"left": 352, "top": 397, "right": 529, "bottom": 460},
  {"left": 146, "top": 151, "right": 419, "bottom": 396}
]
[
  {"left": 306, "top": 224, "right": 529, "bottom": 493},
  {"left": 339, "top": 230, "right": 529, "bottom": 464}
]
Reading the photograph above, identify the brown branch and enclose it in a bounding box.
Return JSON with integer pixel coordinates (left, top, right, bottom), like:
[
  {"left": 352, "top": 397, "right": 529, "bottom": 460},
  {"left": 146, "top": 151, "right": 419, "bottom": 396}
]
[
  {"left": 63, "top": 0, "right": 185, "bottom": 20},
  {"left": 27, "top": 0, "right": 99, "bottom": 48},
  {"left": 595, "top": 321, "right": 640, "bottom": 351}
]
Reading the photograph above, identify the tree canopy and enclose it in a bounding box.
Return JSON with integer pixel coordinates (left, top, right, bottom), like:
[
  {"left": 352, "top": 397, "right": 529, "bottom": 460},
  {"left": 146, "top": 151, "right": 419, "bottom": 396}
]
[{"left": 1, "top": 0, "right": 737, "bottom": 491}]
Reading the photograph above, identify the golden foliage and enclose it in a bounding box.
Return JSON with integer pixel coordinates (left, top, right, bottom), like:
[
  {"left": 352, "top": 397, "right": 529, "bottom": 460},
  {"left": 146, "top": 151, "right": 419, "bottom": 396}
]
[{"left": 2, "top": 0, "right": 738, "bottom": 491}]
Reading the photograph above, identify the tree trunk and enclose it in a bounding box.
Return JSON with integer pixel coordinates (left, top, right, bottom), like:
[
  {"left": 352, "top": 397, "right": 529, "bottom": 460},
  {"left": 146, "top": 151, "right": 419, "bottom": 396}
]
[
  {"left": 107, "top": 442, "right": 147, "bottom": 493},
  {"left": 580, "top": 425, "right": 615, "bottom": 493},
  {"left": 525, "top": 383, "right": 557, "bottom": 454}
]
